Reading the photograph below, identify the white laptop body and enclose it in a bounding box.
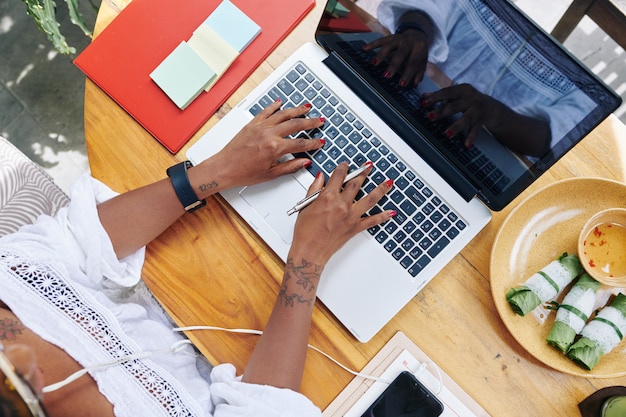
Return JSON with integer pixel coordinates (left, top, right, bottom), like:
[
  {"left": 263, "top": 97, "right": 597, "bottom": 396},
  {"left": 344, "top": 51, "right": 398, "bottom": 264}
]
[{"left": 187, "top": 42, "right": 491, "bottom": 343}]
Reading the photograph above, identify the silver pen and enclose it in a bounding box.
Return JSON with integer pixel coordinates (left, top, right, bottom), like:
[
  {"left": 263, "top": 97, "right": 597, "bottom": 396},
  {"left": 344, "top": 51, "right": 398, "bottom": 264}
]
[{"left": 287, "top": 164, "right": 371, "bottom": 215}]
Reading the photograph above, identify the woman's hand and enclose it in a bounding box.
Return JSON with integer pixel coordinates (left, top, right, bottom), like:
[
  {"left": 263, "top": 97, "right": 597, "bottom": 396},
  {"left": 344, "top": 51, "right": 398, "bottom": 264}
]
[
  {"left": 363, "top": 10, "right": 434, "bottom": 87},
  {"left": 207, "top": 100, "right": 326, "bottom": 189},
  {"left": 363, "top": 30, "right": 430, "bottom": 87},
  {"left": 422, "top": 84, "right": 501, "bottom": 147},
  {"left": 422, "top": 84, "right": 551, "bottom": 156},
  {"left": 290, "top": 162, "right": 395, "bottom": 267}
]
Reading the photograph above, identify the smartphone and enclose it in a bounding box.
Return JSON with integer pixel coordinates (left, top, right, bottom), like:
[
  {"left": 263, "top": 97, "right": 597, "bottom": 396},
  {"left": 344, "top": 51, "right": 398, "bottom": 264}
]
[{"left": 360, "top": 371, "right": 444, "bottom": 417}]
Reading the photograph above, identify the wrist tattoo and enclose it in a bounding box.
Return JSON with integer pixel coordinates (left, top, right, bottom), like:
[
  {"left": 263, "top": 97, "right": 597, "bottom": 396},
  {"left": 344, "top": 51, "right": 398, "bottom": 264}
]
[
  {"left": 0, "top": 317, "right": 25, "bottom": 341},
  {"left": 279, "top": 258, "right": 322, "bottom": 307},
  {"left": 198, "top": 180, "right": 218, "bottom": 193}
]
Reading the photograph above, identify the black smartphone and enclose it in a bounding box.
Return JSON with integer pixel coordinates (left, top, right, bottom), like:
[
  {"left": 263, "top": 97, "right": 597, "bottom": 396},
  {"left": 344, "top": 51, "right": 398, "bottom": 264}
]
[{"left": 360, "top": 371, "right": 444, "bottom": 417}]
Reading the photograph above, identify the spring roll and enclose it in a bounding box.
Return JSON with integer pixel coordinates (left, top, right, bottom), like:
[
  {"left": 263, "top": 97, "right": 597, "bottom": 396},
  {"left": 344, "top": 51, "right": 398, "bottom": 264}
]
[
  {"left": 506, "top": 253, "right": 583, "bottom": 316},
  {"left": 546, "top": 273, "right": 601, "bottom": 352},
  {"left": 567, "top": 293, "right": 626, "bottom": 370}
]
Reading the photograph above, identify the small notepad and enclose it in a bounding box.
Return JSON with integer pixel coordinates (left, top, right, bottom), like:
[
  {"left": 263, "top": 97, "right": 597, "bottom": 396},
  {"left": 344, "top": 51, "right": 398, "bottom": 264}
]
[
  {"left": 150, "top": 41, "right": 217, "bottom": 110},
  {"left": 202, "top": 0, "right": 261, "bottom": 52},
  {"left": 188, "top": 25, "right": 239, "bottom": 92},
  {"left": 150, "top": 0, "right": 261, "bottom": 110}
]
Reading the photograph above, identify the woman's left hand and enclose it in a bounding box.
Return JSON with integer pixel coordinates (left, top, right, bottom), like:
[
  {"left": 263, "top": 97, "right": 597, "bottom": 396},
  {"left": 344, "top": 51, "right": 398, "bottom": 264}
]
[
  {"left": 422, "top": 83, "right": 502, "bottom": 148},
  {"left": 207, "top": 100, "right": 326, "bottom": 189}
]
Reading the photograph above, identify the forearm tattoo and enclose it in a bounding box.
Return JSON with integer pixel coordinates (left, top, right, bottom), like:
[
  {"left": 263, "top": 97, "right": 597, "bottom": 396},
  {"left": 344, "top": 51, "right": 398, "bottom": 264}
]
[
  {"left": 0, "top": 316, "right": 25, "bottom": 341},
  {"left": 279, "top": 258, "right": 322, "bottom": 307}
]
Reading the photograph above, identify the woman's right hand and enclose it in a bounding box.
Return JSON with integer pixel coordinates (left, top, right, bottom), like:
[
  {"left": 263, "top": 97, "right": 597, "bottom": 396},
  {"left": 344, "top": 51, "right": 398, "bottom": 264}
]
[{"left": 289, "top": 162, "right": 395, "bottom": 267}]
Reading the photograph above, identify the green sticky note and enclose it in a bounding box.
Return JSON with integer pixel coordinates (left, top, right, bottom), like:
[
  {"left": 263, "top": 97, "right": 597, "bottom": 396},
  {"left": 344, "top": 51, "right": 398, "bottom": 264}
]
[
  {"left": 150, "top": 41, "right": 217, "bottom": 109},
  {"left": 203, "top": 1, "right": 261, "bottom": 52},
  {"left": 188, "top": 24, "right": 239, "bottom": 92}
]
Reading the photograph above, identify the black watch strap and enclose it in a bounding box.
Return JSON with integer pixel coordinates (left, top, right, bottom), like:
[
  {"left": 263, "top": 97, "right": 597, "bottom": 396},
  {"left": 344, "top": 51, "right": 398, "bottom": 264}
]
[{"left": 166, "top": 161, "right": 206, "bottom": 212}]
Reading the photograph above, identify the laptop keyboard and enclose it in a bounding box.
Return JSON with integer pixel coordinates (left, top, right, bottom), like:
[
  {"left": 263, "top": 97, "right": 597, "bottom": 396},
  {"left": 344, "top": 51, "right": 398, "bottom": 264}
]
[
  {"left": 247, "top": 62, "right": 467, "bottom": 278},
  {"left": 337, "top": 40, "right": 511, "bottom": 195}
]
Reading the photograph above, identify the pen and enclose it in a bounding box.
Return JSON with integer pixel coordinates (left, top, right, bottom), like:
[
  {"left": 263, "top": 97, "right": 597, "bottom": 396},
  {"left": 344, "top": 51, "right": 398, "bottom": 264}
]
[{"left": 287, "top": 163, "right": 372, "bottom": 215}]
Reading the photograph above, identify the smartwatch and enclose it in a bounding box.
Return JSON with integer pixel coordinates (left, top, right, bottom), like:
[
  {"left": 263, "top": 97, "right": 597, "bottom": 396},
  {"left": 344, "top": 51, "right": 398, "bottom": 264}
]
[{"left": 166, "top": 161, "right": 206, "bottom": 212}]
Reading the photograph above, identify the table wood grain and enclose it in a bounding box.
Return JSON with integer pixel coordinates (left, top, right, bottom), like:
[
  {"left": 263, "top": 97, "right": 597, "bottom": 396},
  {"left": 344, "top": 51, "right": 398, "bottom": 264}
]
[{"left": 84, "top": 1, "right": 626, "bottom": 415}]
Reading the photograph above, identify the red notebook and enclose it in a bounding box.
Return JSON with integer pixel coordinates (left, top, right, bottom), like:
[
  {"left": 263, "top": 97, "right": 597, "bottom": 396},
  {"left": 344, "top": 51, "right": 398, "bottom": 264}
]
[{"left": 75, "top": 0, "right": 316, "bottom": 154}]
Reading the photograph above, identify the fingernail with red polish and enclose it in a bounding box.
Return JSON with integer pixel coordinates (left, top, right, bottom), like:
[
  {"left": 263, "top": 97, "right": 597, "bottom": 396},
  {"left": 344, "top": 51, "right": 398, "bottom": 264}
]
[
  {"left": 385, "top": 179, "right": 394, "bottom": 187},
  {"left": 445, "top": 129, "right": 454, "bottom": 138},
  {"left": 366, "top": 161, "right": 374, "bottom": 168},
  {"left": 303, "top": 103, "right": 312, "bottom": 108},
  {"left": 370, "top": 58, "right": 378, "bottom": 65},
  {"left": 315, "top": 171, "right": 323, "bottom": 179},
  {"left": 399, "top": 79, "right": 407, "bottom": 87},
  {"left": 420, "top": 99, "right": 430, "bottom": 108},
  {"left": 389, "top": 210, "right": 397, "bottom": 218},
  {"left": 319, "top": 117, "right": 326, "bottom": 123},
  {"left": 383, "top": 71, "right": 392, "bottom": 79},
  {"left": 275, "top": 98, "right": 281, "bottom": 103},
  {"left": 319, "top": 139, "right": 326, "bottom": 146},
  {"left": 427, "top": 111, "right": 436, "bottom": 121},
  {"left": 303, "top": 160, "right": 312, "bottom": 168}
]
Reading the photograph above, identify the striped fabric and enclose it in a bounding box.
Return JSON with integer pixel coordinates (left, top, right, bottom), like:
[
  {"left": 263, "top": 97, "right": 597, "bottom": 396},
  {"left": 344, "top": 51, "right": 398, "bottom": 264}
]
[{"left": 0, "top": 136, "right": 69, "bottom": 237}]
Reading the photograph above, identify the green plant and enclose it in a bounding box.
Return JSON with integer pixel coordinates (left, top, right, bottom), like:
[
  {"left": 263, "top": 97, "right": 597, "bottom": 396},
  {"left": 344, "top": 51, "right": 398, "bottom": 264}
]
[{"left": 21, "top": 0, "right": 96, "bottom": 54}]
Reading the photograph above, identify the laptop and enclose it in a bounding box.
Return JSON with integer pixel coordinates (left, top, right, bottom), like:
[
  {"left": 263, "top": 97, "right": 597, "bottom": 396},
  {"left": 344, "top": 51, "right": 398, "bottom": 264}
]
[{"left": 187, "top": 0, "right": 621, "bottom": 342}]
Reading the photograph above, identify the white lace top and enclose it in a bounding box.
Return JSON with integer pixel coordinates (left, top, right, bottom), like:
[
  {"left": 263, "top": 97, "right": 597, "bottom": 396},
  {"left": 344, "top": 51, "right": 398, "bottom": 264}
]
[{"left": 0, "top": 174, "right": 321, "bottom": 417}]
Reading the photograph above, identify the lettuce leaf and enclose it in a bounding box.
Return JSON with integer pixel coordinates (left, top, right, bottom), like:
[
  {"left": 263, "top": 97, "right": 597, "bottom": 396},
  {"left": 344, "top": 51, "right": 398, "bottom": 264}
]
[
  {"left": 567, "top": 336, "right": 602, "bottom": 370},
  {"left": 506, "top": 286, "right": 542, "bottom": 316}
]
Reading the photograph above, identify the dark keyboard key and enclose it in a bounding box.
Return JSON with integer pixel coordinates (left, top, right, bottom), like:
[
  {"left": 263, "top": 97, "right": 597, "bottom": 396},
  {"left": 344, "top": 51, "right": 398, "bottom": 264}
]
[
  {"left": 400, "top": 256, "right": 413, "bottom": 269},
  {"left": 406, "top": 186, "right": 426, "bottom": 206},
  {"left": 348, "top": 131, "right": 362, "bottom": 144},
  {"left": 399, "top": 200, "right": 417, "bottom": 216},
  {"left": 384, "top": 222, "right": 398, "bottom": 234},
  {"left": 384, "top": 240, "right": 397, "bottom": 252},
  {"left": 368, "top": 225, "right": 380, "bottom": 235},
  {"left": 295, "top": 79, "right": 309, "bottom": 91},
  {"left": 429, "top": 228, "right": 442, "bottom": 241},
  {"left": 372, "top": 172, "right": 386, "bottom": 184},
  {"left": 392, "top": 248, "right": 404, "bottom": 260},
  {"left": 408, "top": 255, "right": 430, "bottom": 277},
  {"left": 367, "top": 149, "right": 382, "bottom": 162},
  {"left": 377, "top": 158, "right": 391, "bottom": 171},
  {"left": 249, "top": 104, "right": 263, "bottom": 116},
  {"left": 431, "top": 210, "right": 443, "bottom": 223},
  {"left": 403, "top": 221, "right": 417, "bottom": 234},
  {"left": 395, "top": 176, "right": 409, "bottom": 190},
  {"left": 446, "top": 227, "right": 460, "bottom": 240},
  {"left": 427, "top": 236, "right": 450, "bottom": 258},
  {"left": 409, "top": 246, "right": 423, "bottom": 259},
  {"left": 401, "top": 239, "right": 415, "bottom": 250},
  {"left": 330, "top": 114, "right": 344, "bottom": 126},
  {"left": 286, "top": 70, "right": 300, "bottom": 82},
  {"left": 376, "top": 231, "right": 388, "bottom": 243},
  {"left": 393, "top": 230, "right": 407, "bottom": 242},
  {"left": 390, "top": 190, "right": 404, "bottom": 204},
  {"left": 277, "top": 79, "right": 295, "bottom": 95},
  {"left": 387, "top": 167, "right": 400, "bottom": 179},
  {"left": 419, "top": 237, "right": 433, "bottom": 250}
]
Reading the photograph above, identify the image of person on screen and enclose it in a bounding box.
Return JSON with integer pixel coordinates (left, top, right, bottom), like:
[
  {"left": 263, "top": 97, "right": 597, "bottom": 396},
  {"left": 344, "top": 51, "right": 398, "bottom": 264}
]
[{"left": 363, "top": 0, "right": 597, "bottom": 159}]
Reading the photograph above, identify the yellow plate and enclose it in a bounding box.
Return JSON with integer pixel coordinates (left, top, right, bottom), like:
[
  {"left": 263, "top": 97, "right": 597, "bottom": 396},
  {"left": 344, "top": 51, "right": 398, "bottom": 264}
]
[{"left": 491, "top": 177, "right": 626, "bottom": 377}]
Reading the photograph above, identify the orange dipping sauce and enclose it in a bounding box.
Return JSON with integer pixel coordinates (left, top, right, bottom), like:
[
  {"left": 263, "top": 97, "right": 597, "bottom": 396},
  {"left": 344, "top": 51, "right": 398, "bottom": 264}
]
[{"left": 581, "top": 222, "right": 626, "bottom": 281}]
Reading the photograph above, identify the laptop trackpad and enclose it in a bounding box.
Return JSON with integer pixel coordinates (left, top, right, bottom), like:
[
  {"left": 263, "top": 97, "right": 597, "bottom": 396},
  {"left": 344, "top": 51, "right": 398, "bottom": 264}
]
[{"left": 239, "top": 175, "right": 308, "bottom": 245}]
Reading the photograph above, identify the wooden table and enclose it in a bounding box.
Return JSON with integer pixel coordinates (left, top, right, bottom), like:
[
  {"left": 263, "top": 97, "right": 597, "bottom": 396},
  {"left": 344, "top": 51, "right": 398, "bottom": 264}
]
[{"left": 84, "top": 2, "right": 626, "bottom": 415}]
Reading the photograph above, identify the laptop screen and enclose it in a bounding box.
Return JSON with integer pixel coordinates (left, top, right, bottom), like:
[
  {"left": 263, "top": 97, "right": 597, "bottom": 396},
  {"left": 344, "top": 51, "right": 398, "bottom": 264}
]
[{"left": 315, "top": 0, "right": 621, "bottom": 210}]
